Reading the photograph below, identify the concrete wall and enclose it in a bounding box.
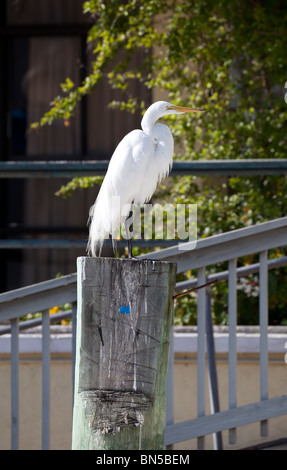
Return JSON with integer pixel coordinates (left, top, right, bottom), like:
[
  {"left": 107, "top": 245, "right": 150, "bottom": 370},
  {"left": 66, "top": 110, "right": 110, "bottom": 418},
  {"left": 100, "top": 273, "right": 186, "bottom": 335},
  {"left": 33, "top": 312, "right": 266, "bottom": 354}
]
[{"left": 0, "top": 327, "right": 286, "bottom": 450}]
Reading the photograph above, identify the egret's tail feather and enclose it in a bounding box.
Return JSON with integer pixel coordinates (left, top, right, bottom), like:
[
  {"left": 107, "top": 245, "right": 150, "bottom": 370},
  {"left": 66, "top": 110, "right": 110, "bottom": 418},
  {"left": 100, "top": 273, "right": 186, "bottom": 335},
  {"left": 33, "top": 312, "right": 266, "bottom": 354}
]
[
  {"left": 87, "top": 198, "right": 110, "bottom": 257},
  {"left": 87, "top": 206, "right": 103, "bottom": 257},
  {"left": 87, "top": 186, "right": 121, "bottom": 257}
]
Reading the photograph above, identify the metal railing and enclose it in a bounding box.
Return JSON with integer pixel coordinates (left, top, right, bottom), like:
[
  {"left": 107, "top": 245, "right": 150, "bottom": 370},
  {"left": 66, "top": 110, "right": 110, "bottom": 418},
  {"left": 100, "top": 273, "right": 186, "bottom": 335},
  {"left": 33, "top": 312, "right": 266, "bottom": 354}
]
[
  {"left": 1, "top": 159, "right": 287, "bottom": 178},
  {"left": 0, "top": 274, "right": 77, "bottom": 450},
  {"left": 1, "top": 216, "right": 287, "bottom": 449},
  {"left": 147, "top": 216, "right": 287, "bottom": 448},
  {"left": 1, "top": 159, "right": 287, "bottom": 252}
]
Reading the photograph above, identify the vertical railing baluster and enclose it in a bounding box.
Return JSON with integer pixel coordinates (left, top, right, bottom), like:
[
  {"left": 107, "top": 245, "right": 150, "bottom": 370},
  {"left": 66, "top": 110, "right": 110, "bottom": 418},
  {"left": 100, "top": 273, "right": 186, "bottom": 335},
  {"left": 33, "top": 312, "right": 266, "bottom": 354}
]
[
  {"left": 197, "top": 267, "right": 206, "bottom": 450},
  {"left": 228, "top": 258, "right": 237, "bottom": 444},
  {"left": 165, "top": 326, "right": 174, "bottom": 450},
  {"left": 206, "top": 289, "right": 223, "bottom": 450},
  {"left": 71, "top": 301, "right": 77, "bottom": 403},
  {"left": 42, "top": 309, "right": 50, "bottom": 450},
  {"left": 259, "top": 250, "right": 268, "bottom": 437},
  {"left": 11, "top": 318, "right": 19, "bottom": 450}
]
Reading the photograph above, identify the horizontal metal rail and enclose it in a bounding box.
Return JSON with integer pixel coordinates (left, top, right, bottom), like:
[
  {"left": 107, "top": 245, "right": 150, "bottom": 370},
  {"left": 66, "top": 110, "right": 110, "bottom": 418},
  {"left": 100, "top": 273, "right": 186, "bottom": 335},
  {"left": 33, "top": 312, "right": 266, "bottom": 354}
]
[
  {"left": 1, "top": 160, "right": 286, "bottom": 253},
  {"left": 0, "top": 239, "right": 179, "bottom": 250},
  {"left": 1, "top": 255, "right": 287, "bottom": 335},
  {"left": 0, "top": 310, "right": 72, "bottom": 335},
  {"left": 1, "top": 159, "right": 287, "bottom": 178},
  {"left": 141, "top": 216, "right": 287, "bottom": 273},
  {"left": 175, "top": 255, "right": 287, "bottom": 292},
  {"left": 0, "top": 273, "right": 77, "bottom": 322},
  {"left": 164, "top": 395, "right": 287, "bottom": 446}
]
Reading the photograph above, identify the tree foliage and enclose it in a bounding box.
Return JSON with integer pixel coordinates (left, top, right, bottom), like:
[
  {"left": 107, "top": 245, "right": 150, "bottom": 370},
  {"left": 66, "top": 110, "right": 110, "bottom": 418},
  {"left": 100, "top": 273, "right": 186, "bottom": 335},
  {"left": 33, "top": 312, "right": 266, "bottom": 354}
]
[{"left": 34, "top": 0, "right": 287, "bottom": 324}]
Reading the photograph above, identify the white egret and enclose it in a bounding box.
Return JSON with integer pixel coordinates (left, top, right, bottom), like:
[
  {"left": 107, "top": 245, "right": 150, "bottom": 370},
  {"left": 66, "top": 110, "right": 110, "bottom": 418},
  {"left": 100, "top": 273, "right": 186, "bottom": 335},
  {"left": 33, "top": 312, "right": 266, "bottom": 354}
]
[{"left": 88, "top": 101, "right": 203, "bottom": 258}]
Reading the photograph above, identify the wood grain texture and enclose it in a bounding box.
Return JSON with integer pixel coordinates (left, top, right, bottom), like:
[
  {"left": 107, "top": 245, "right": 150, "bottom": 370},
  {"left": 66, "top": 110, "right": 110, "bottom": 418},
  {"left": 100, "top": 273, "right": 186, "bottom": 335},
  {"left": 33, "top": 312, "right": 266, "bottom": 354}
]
[{"left": 72, "top": 257, "right": 176, "bottom": 450}]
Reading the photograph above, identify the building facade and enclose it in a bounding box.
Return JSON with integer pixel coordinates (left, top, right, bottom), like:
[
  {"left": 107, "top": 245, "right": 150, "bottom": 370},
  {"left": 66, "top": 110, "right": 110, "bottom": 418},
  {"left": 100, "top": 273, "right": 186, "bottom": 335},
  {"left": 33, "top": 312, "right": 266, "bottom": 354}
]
[{"left": 0, "top": 0, "right": 150, "bottom": 292}]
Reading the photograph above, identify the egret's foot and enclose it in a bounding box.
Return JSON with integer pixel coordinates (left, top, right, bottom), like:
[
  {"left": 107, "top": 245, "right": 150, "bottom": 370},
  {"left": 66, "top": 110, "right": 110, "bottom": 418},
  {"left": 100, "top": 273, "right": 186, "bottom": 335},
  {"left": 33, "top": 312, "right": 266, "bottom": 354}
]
[{"left": 127, "top": 254, "right": 138, "bottom": 260}]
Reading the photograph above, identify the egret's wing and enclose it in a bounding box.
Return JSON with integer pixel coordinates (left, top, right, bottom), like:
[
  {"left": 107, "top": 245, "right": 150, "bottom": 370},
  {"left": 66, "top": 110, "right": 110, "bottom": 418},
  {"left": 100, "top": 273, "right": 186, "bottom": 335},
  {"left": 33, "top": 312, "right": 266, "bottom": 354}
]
[
  {"left": 88, "top": 123, "right": 174, "bottom": 257},
  {"left": 88, "top": 130, "right": 154, "bottom": 256},
  {"left": 136, "top": 123, "right": 174, "bottom": 204},
  {"left": 151, "top": 123, "right": 174, "bottom": 183}
]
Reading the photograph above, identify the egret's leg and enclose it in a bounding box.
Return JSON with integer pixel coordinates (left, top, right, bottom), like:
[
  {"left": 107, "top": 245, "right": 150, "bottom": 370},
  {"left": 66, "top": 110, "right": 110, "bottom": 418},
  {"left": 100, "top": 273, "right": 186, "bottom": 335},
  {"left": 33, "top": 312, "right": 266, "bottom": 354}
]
[
  {"left": 124, "top": 203, "right": 136, "bottom": 259},
  {"left": 127, "top": 237, "right": 134, "bottom": 259}
]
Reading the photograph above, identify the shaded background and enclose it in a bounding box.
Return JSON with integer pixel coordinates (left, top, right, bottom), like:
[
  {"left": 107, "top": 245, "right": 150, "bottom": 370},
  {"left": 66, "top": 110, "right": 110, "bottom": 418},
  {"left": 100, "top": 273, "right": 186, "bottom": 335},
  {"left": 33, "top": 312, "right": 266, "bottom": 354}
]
[{"left": 0, "top": 0, "right": 150, "bottom": 291}]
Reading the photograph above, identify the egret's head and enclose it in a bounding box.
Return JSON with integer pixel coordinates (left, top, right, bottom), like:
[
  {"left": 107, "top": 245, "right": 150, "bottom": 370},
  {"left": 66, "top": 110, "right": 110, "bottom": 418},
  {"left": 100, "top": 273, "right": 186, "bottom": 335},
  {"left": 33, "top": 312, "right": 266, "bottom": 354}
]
[{"left": 141, "top": 100, "right": 204, "bottom": 134}]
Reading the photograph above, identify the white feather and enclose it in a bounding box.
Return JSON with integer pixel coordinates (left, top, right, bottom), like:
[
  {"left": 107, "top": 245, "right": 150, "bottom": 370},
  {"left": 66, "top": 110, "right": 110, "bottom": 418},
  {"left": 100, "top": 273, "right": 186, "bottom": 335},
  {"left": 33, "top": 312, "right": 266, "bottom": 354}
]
[{"left": 88, "top": 101, "right": 199, "bottom": 256}]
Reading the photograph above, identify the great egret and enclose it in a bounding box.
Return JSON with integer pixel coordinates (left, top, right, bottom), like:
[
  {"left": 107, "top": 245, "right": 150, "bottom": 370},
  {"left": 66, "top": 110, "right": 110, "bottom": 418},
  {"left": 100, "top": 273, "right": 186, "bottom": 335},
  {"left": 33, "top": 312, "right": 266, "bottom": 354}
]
[{"left": 88, "top": 101, "right": 203, "bottom": 258}]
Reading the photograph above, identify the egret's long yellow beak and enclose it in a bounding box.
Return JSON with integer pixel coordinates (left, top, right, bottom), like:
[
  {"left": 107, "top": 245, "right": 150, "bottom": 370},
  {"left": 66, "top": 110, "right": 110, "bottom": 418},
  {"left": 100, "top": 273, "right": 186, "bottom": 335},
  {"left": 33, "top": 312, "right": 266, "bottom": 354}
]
[{"left": 167, "top": 105, "right": 204, "bottom": 113}]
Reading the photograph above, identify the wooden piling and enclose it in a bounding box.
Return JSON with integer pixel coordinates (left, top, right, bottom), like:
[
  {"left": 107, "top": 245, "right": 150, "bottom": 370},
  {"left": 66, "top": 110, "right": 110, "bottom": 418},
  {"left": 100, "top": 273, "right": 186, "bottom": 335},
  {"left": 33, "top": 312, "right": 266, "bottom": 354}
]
[{"left": 72, "top": 257, "right": 177, "bottom": 450}]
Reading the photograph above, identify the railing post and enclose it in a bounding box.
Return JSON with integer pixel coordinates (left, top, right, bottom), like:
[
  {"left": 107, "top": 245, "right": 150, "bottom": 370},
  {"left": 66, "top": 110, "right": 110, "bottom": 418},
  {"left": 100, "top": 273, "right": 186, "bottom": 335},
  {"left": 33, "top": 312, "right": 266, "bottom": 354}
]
[
  {"left": 72, "top": 257, "right": 176, "bottom": 450},
  {"left": 206, "top": 288, "right": 223, "bottom": 450},
  {"left": 228, "top": 258, "right": 237, "bottom": 444},
  {"left": 42, "top": 309, "right": 50, "bottom": 450},
  {"left": 11, "top": 318, "right": 19, "bottom": 450},
  {"left": 165, "top": 326, "right": 174, "bottom": 450},
  {"left": 259, "top": 250, "right": 268, "bottom": 437},
  {"left": 197, "top": 267, "right": 206, "bottom": 450},
  {"left": 72, "top": 300, "right": 77, "bottom": 404}
]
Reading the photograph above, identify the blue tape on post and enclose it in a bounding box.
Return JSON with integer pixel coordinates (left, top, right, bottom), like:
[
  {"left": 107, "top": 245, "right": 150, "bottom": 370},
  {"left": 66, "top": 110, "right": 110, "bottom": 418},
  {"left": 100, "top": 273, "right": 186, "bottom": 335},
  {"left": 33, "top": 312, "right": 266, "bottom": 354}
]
[{"left": 119, "top": 306, "right": 130, "bottom": 314}]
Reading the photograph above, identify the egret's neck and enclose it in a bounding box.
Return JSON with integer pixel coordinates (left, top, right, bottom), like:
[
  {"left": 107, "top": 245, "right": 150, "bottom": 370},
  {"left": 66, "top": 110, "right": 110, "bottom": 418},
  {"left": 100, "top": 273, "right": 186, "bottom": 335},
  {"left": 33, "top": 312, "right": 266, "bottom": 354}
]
[{"left": 141, "top": 107, "right": 161, "bottom": 135}]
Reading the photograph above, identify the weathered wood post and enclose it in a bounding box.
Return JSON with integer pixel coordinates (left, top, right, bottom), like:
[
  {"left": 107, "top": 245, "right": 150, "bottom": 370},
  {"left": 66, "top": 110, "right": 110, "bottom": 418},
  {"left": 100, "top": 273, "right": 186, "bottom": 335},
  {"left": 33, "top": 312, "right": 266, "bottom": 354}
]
[{"left": 72, "top": 257, "right": 176, "bottom": 450}]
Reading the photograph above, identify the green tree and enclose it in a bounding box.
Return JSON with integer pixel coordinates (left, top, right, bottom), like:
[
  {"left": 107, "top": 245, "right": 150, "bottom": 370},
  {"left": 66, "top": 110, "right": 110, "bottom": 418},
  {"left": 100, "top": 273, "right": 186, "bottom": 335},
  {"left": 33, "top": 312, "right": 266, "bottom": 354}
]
[{"left": 33, "top": 0, "right": 287, "bottom": 324}]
